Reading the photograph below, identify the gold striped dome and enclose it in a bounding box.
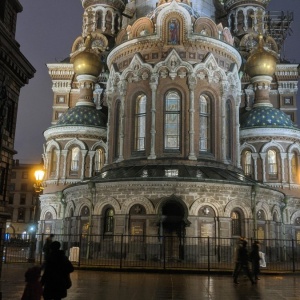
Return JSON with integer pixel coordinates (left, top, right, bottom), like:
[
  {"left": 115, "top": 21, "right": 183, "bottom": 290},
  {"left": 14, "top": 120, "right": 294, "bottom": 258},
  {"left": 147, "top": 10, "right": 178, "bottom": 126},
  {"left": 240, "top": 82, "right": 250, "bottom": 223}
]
[
  {"left": 72, "top": 35, "right": 102, "bottom": 77},
  {"left": 245, "top": 34, "right": 277, "bottom": 78}
]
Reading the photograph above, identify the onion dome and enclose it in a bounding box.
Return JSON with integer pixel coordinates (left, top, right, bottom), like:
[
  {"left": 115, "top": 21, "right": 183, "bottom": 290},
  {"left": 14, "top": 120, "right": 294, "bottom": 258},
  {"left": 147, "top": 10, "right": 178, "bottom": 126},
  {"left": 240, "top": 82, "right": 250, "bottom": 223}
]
[
  {"left": 72, "top": 35, "right": 102, "bottom": 77},
  {"left": 55, "top": 105, "right": 107, "bottom": 127},
  {"left": 245, "top": 35, "right": 277, "bottom": 78},
  {"left": 240, "top": 106, "right": 295, "bottom": 129}
]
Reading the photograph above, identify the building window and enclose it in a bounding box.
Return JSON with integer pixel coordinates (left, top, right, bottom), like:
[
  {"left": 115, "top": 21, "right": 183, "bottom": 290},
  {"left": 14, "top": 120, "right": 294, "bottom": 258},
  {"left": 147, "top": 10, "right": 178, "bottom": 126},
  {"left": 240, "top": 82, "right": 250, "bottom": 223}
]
[
  {"left": 55, "top": 111, "right": 64, "bottom": 120},
  {"left": 22, "top": 171, "right": 28, "bottom": 179},
  {"left": 199, "top": 95, "right": 211, "bottom": 152},
  {"left": 104, "top": 208, "right": 114, "bottom": 234},
  {"left": 243, "top": 151, "right": 252, "bottom": 176},
  {"left": 56, "top": 95, "right": 65, "bottom": 103},
  {"left": 231, "top": 211, "right": 242, "bottom": 236},
  {"left": 70, "top": 147, "right": 80, "bottom": 172},
  {"left": 17, "top": 208, "right": 25, "bottom": 222},
  {"left": 164, "top": 91, "right": 181, "bottom": 150},
  {"left": 50, "top": 149, "right": 57, "bottom": 175},
  {"left": 291, "top": 152, "right": 299, "bottom": 183},
  {"left": 134, "top": 95, "right": 146, "bottom": 151},
  {"left": 267, "top": 149, "right": 278, "bottom": 179},
  {"left": 11, "top": 171, "right": 16, "bottom": 179},
  {"left": 94, "top": 148, "right": 105, "bottom": 173},
  {"left": 20, "top": 194, "right": 26, "bottom": 205},
  {"left": 225, "top": 100, "right": 232, "bottom": 161},
  {"left": 284, "top": 97, "right": 293, "bottom": 105},
  {"left": 21, "top": 183, "right": 27, "bottom": 191}
]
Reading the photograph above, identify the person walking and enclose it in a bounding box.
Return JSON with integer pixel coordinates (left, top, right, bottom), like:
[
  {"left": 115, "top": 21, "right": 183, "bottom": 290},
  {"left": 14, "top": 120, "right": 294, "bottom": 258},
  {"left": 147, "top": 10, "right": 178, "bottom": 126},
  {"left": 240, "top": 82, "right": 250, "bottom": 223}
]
[
  {"left": 41, "top": 241, "right": 74, "bottom": 300},
  {"left": 233, "top": 240, "right": 255, "bottom": 285},
  {"left": 21, "top": 266, "right": 43, "bottom": 300},
  {"left": 42, "top": 234, "right": 54, "bottom": 263},
  {"left": 250, "top": 240, "right": 260, "bottom": 281}
]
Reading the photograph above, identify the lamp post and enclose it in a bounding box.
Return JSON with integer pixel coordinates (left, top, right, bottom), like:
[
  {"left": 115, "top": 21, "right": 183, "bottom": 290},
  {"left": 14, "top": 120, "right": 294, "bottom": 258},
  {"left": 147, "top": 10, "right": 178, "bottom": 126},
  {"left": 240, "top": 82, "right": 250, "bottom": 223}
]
[{"left": 28, "top": 169, "right": 45, "bottom": 262}]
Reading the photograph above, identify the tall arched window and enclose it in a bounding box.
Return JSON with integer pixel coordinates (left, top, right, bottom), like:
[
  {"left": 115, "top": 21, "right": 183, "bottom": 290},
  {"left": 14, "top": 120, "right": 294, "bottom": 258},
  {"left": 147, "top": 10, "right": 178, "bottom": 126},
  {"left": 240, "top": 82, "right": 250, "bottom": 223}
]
[
  {"left": 71, "top": 147, "right": 80, "bottom": 171},
  {"left": 135, "top": 95, "right": 146, "bottom": 151},
  {"left": 243, "top": 151, "right": 252, "bottom": 176},
  {"left": 225, "top": 100, "right": 232, "bottom": 160},
  {"left": 94, "top": 148, "right": 105, "bottom": 173},
  {"left": 114, "top": 101, "right": 121, "bottom": 159},
  {"left": 291, "top": 151, "right": 298, "bottom": 183},
  {"left": 231, "top": 210, "right": 242, "bottom": 236},
  {"left": 104, "top": 208, "right": 114, "bottom": 234},
  {"left": 97, "top": 11, "right": 102, "bottom": 29},
  {"left": 164, "top": 91, "right": 181, "bottom": 150},
  {"left": 199, "top": 95, "right": 211, "bottom": 152},
  {"left": 50, "top": 149, "right": 57, "bottom": 176},
  {"left": 267, "top": 149, "right": 278, "bottom": 178}
]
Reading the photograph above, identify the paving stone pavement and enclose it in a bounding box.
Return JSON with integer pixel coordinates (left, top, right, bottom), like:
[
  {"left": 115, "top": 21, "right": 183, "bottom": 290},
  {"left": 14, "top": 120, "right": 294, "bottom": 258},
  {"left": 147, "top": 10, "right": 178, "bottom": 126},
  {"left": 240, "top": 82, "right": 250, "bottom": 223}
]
[{"left": 1, "top": 264, "right": 300, "bottom": 300}]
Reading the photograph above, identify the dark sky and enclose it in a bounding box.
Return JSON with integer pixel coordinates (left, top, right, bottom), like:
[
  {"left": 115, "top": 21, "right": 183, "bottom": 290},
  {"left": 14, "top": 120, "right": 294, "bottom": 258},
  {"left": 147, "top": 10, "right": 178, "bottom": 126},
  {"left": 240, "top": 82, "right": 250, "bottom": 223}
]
[{"left": 15, "top": 0, "right": 300, "bottom": 164}]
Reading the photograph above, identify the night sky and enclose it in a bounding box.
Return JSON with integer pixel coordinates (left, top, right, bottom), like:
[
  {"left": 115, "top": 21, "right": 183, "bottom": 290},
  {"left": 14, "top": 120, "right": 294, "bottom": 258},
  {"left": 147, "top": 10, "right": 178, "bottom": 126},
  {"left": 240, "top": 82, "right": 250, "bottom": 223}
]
[{"left": 15, "top": 0, "right": 300, "bottom": 164}]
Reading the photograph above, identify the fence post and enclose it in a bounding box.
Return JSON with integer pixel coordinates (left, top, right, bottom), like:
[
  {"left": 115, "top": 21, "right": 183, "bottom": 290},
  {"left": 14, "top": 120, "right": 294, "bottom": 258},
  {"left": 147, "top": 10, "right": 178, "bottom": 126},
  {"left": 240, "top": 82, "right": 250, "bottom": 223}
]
[
  {"left": 292, "top": 238, "right": 295, "bottom": 272},
  {"left": 208, "top": 236, "right": 210, "bottom": 273},
  {"left": 78, "top": 234, "right": 82, "bottom": 267},
  {"left": 163, "top": 236, "right": 166, "bottom": 270},
  {"left": 120, "top": 234, "right": 123, "bottom": 269}
]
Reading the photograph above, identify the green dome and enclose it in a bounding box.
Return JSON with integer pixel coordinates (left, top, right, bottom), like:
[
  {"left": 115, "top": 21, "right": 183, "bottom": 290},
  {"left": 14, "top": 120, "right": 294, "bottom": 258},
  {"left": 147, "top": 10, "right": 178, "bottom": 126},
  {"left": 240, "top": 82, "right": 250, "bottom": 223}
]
[
  {"left": 240, "top": 106, "right": 295, "bottom": 129},
  {"left": 55, "top": 105, "right": 107, "bottom": 127}
]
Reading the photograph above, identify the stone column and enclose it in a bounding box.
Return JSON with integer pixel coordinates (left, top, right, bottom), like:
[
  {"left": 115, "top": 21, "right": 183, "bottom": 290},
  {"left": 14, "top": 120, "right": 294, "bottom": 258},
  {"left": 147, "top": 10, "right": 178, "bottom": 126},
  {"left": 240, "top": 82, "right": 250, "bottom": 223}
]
[
  {"left": 80, "top": 150, "right": 88, "bottom": 180},
  {"left": 280, "top": 153, "right": 287, "bottom": 183},
  {"left": 252, "top": 153, "right": 259, "bottom": 181},
  {"left": 260, "top": 153, "right": 266, "bottom": 182},
  {"left": 117, "top": 79, "right": 127, "bottom": 162},
  {"left": 148, "top": 74, "right": 158, "bottom": 159},
  {"left": 61, "top": 150, "right": 68, "bottom": 181},
  {"left": 188, "top": 74, "right": 197, "bottom": 160}
]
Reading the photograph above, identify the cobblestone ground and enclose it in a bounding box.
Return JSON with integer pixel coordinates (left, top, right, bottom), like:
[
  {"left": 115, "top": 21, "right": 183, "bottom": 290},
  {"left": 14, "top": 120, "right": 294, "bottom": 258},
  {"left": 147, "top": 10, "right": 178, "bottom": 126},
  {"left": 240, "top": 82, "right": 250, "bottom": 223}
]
[{"left": 1, "top": 264, "right": 300, "bottom": 300}]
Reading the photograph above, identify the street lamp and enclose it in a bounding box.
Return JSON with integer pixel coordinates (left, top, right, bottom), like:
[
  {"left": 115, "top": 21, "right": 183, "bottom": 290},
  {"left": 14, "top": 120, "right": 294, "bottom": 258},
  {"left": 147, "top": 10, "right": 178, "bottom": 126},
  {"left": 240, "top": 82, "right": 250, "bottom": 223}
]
[{"left": 28, "top": 168, "right": 45, "bottom": 262}]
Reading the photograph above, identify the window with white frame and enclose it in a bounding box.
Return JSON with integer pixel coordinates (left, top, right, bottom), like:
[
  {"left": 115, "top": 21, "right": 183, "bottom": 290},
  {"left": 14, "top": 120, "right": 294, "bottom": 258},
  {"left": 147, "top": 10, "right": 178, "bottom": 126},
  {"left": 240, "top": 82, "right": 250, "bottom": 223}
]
[
  {"left": 134, "top": 95, "right": 146, "bottom": 151},
  {"left": 71, "top": 147, "right": 80, "bottom": 171},
  {"left": 199, "top": 95, "right": 211, "bottom": 152},
  {"left": 267, "top": 149, "right": 278, "bottom": 178},
  {"left": 164, "top": 91, "right": 181, "bottom": 150}
]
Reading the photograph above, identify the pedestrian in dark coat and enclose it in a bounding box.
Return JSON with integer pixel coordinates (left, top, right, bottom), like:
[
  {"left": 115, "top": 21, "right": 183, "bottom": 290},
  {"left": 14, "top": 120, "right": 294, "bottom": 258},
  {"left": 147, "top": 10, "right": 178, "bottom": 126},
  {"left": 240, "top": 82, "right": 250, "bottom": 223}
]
[
  {"left": 250, "top": 240, "right": 260, "bottom": 281},
  {"left": 42, "top": 234, "right": 54, "bottom": 263},
  {"left": 233, "top": 240, "right": 255, "bottom": 285},
  {"left": 21, "top": 266, "right": 43, "bottom": 300},
  {"left": 41, "top": 241, "right": 74, "bottom": 300}
]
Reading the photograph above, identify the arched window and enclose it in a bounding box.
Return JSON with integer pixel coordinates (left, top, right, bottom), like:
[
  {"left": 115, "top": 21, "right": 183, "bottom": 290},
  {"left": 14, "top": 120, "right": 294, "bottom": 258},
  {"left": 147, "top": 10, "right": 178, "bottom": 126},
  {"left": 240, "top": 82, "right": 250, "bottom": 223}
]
[
  {"left": 291, "top": 151, "right": 298, "bottom": 183},
  {"left": 104, "top": 208, "right": 114, "bottom": 234},
  {"left": 267, "top": 149, "right": 278, "bottom": 178},
  {"left": 164, "top": 91, "right": 181, "bottom": 150},
  {"left": 134, "top": 95, "right": 146, "bottom": 151},
  {"left": 50, "top": 149, "right": 57, "bottom": 176},
  {"left": 114, "top": 101, "right": 121, "bottom": 159},
  {"left": 243, "top": 151, "right": 252, "bottom": 176},
  {"left": 225, "top": 100, "right": 232, "bottom": 160},
  {"left": 97, "top": 11, "right": 102, "bottom": 29},
  {"left": 231, "top": 210, "right": 242, "bottom": 236},
  {"left": 94, "top": 148, "right": 105, "bottom": 173},
  {"left": 199, "top": 95, "right": 211, "bottom": 152},
  {"left": 71, "top": 147, "right": 80, "bottom": 172}
]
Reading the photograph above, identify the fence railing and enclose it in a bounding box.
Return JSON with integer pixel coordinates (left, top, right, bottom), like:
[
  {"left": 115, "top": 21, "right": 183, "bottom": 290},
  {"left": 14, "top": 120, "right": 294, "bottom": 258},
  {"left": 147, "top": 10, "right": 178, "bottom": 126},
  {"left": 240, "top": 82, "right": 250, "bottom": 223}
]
[{"left": 3, "top": 235, "right": 300, "bottom": 272}]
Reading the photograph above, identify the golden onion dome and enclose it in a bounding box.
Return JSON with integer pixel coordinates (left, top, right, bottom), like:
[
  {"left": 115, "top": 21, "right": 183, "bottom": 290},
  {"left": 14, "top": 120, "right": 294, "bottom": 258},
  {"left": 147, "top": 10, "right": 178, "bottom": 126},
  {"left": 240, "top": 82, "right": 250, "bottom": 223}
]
[
  {"left": 245, "top": 35, "right": 277, "bottom": 78},
  {"left": 72, "top": 35, "right": 102, "bottom": 77}
]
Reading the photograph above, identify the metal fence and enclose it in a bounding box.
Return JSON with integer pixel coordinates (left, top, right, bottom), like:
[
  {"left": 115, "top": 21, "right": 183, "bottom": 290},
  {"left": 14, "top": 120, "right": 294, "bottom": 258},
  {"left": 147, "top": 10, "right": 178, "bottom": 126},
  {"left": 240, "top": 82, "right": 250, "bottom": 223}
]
[{"left": 3, "top": 234, "right": 300, "bottom": 272}]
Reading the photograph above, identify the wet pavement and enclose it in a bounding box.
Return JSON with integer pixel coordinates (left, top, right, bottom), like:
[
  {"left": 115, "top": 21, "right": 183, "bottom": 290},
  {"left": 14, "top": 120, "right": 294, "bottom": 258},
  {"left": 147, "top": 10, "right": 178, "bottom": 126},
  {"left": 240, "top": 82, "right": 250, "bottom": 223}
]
[{"left": 1, "top": 264, "right": 300, "bottom": 300}]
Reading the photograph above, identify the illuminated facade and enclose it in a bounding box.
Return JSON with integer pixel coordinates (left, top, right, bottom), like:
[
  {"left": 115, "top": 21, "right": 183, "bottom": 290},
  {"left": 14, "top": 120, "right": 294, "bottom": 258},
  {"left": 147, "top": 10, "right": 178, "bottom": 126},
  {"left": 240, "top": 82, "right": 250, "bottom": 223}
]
[{"left": 40, "top": 0, "right": 300, "bottom": 255}]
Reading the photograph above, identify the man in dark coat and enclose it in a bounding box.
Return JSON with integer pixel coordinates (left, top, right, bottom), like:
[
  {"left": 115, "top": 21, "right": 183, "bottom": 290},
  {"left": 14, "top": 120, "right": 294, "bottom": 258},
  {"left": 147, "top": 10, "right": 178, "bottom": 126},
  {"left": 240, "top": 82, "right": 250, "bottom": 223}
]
[
  {"left": 41, "top": 241, "right": 74, "bottom": 300},
  {"left": 250, "top": 240, "right": 260, "bottom": 281},
  {"left": 42, "top": 234, "right": 54, "bottom": 263},
  {"left": 233, "top": 240, "right": 255, "bottom": 285}
]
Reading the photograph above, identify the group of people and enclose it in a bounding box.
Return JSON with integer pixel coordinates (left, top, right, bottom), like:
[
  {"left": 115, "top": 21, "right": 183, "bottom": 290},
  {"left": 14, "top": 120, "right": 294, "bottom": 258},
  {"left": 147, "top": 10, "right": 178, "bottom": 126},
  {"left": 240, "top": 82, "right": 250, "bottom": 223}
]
[
  {"left": 21, "top": 234, "right": 74, "bottom": 300},
  {"left": 233, "top": 238, "right": 262, "bottom": 285}
]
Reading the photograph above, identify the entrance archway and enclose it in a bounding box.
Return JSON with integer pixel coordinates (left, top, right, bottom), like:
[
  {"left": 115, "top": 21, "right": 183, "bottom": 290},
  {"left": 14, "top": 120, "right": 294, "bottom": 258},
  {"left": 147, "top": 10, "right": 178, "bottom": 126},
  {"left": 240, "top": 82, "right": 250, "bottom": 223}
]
[{"left": 160, "top": 200, "right": 187, "bottom": 261}]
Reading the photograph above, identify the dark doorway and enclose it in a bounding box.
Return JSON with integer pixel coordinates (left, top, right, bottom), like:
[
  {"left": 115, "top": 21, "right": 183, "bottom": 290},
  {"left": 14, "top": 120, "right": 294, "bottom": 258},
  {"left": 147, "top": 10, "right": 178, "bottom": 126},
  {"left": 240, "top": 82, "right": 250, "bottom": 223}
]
[{"left": 161, "top": 200, "right": 186, "bottom": 261}]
